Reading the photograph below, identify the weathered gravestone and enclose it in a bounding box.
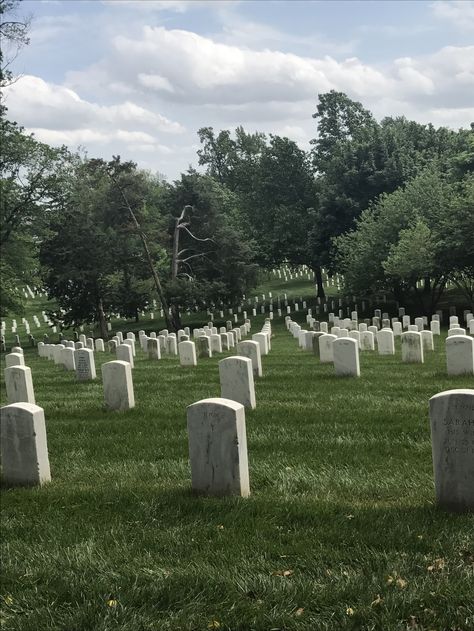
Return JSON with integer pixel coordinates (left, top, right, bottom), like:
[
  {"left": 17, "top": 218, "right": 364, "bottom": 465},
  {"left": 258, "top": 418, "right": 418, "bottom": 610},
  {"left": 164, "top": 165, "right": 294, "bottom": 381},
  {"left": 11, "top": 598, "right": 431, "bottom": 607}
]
[
  {"left": 147, "top": 338, "right": 161, "bottom": 360},
  {"left": 0, "top": 402, "right": 51, "bottom": 486},
  {"left": 402, "top": 331, "right": 424, "bottom": 364},
  {"left": 4, "top": 365, "right": 35, "bottom": 404},
  {"left": 210, "top": 333, "right": 222, "bottom": 354},
  {"left": 311, "top": 331, "right": 325, "bottom": 358},
  {"left": 446, "top": 336, "right": 474, "bottom": 376},
  {"left": 178, "top": 340, "right": 197, "bottom": 367},
  {"left": 102, "top": 360, "right": 135, "bottom": 411},
  {"left": 219, "top": 356, "right": 256, "bottom": 409},
  {"left": 319, "top": 333, "right": 337, "bottom": 363},
  {"left": 95, "top": 338, "right": 105, "bottom": 352},
  {"left": 333, "top": 337, "right": 360, "bottom": 377},
  {"left": 74, "top": 348, "right": 97, "bottom": 380},
  {"left": 187, "top": 398, "right": 250, "bottom": 497},
  {"left": 61, "top": 347, "right": 76, "bottom": 371},
  {"left": 5, "top": 353, "right": 25, "bottom": 368},
  {"left": 377, "top": 329, "right": 395, "bottom": 355},
  {"left": 117, "top": 343, "right": 134, "bottom": 368},
  {"left": 197, "top": 336, "right": 212, "bottom": 358},
  {"left": 252, "top": 332, "right": 269, "bottom": 356},
  {"left": 237, "top": 340, "right": 262, "bottom": 377},
  {"left": 429, "top": 389, "right": 474, "bottom": 512},
  {"left": 420, "top": 330, "right": 434, "bottom": 352}
]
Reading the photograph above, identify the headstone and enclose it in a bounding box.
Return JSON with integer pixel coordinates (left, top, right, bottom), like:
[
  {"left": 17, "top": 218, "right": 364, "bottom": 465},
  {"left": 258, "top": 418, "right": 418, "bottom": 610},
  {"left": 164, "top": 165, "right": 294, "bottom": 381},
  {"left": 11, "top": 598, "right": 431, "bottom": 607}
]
[
  {"left": 178, "top": 340, "right": 197, "bottom": 367},
  {"left": 333, "top": 338, "right": 360, "bottom": 377},
  {"left": 415, "top": 317, "right": 424, "bottom": 331},
  {"left": 117, "top": 343, "right": 134, "bottom": 368},
  {"left": 420, "top": 330, "right": 434, "bottom": 352},
  {"left": 311, "top": 331, "right": 325, "bottom": 358},
  {"left": 5, "top": 353, "right": 25, "bottom": 368},
  {"left": 0, "top": 403, "right": 51, "bottom": 486},
  {"left": 219, "top": 356, "right": 256, "bottom": 409},
  {"left": 108, "top": 339, "right": 118, "bottom": 353},
  {"left": 448, "top": 327, "right": 465, "bottom": 336},
  {"left": 252, "top": 333, "right": 269, "bottom": 356},
  {"left": 446, "top": 336, "right": 474, "bottom": 376},
  {"left": 4, "top": 366, "right": 35, "bottom": 404},
  {"left": 429, "top": 389, "right": 474, "bottom": 511},
  {"left": 401, "top": 331, "right": 424, "bottom": 363},
  {"left": 187, "top": 398, "right": 250, "bottom": 497},
  {"left": 53, "top": 344, "right": 65, "bottom": 365},
  {"left": 220, "top": 333, "right": 230, "bottom": 351},
  {"left": 61, "top": 347, "right": 76, "bottom": 371},
  {"left": 237, "top": 340, "right": 262, "bottom": 377},
  {"left": 94, "top": 338, "right": 105, "bottom": 352},
  {"left": 167, "top": 336, "right": 178, "bottom": 356},
  {"left": 197, "top": 336, "right": 212, "bottom": 358},
  {"left": 74, "top": 348, "right": 96, "bottom": 380},
  {"left": 360, "top": 330, "right": 375, "bottom": 351},
  {"left": 147, "top": 338, "right": 161, "bottom": 360},
  {"left": 210, "top": 333, "right": 222, "bottom": 354},
  {"left": 377, "top": 329, "right": 395, "bottom": 355},
  {"left": 430, "top": 320, "right": 440, "bottom": 335},
  {"left": 319, "top": 333, "right": 337, "bottom": 363},
  {"left": 102, "top": 360, "right": 135, "bottom": 411},
  {"left": 123, "top": 338, "right": 136, "bottom": 356}
]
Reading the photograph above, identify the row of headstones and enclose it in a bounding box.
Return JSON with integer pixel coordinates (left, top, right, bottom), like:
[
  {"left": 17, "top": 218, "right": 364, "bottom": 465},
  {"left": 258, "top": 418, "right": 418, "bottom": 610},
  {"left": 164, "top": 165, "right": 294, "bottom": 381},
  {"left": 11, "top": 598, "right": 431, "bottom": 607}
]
[
  {"left": 3, "top": 385, "right": 471, "bottom": 514},
  {"left": 0, "top": 321, "right": 273, "bottom": 488},
  {"left": 287, "top": 318, "right": 474, "bottom": 377},
  {"left": 2, "top": 319, "right": 263, "bottom": 411}
]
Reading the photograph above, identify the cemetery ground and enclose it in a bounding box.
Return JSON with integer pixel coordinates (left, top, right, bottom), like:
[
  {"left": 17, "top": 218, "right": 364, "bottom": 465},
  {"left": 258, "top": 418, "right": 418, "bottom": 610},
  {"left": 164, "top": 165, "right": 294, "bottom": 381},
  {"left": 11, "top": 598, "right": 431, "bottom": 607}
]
[{"left": 1, "top": 283, "right": 474, "bottom": 631}]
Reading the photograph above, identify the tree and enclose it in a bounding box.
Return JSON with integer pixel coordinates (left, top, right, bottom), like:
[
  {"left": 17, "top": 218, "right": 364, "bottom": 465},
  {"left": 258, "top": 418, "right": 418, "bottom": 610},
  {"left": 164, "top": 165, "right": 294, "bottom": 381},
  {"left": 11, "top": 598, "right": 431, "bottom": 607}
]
[
  {"left": 334, "top": 168, "right": 473, "bottom": 313},
  {"left": 159, "top": 172, "right": 259, "bottom": 328},
  {"left": 40, "top": 157, "right": 166, "bottom": 337},
  {"left": 0, "top": 0, "right": 30, "bottom": 87}
]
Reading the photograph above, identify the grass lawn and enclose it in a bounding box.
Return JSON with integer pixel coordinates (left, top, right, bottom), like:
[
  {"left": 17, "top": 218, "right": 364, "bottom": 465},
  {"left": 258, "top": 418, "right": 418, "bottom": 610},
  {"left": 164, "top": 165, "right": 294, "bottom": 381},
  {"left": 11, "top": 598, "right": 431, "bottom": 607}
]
[{"left": 1, "top": 288, "right": 474, "bottom": 630}]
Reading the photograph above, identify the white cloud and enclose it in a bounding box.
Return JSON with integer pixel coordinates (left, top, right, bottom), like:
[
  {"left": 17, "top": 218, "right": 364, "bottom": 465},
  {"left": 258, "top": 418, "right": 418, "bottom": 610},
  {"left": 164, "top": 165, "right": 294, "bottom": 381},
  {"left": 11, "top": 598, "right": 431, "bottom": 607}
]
[
  {"left": 3, "top": 75, "right": 185, "bottom": 134},
  {"left": 431, "top": 1, "right": 474, "bottom": 31}
]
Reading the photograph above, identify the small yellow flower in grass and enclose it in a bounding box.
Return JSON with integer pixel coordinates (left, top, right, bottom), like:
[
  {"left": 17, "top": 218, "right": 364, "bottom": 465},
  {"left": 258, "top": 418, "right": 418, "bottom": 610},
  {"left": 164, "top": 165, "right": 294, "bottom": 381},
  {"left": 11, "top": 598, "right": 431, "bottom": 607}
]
[
  {"left": 216, "top": 524, "right": 224, "bottom": 530},
  {"left": 272, "top": 569, "right": 294, "bottom": 577},
  {"left": 106, "top": 599, "right": 118, "bottom": 608},
  {"left": 396, "top": 577, "right": 408, "bottom": 589},
  {"left": 3, "top": 595, "right": 13, "bottom": 606},
  {"left": 346, "top": 607, "right": 355, "bottom": 616},
  {"left": 207, "top": 621, "right": 221, "bottom": 629},
  {"left": 295, "top": 607, "right": 304, "bottom": 617}
]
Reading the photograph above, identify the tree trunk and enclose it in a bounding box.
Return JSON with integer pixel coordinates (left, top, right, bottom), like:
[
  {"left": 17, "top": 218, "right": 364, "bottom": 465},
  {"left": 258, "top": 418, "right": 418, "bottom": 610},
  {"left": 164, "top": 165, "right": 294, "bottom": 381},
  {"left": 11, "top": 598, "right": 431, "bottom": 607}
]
[
  {"left": 170, "top": 304, "right": 182, "bottom": 331},
  {"left": 313, "top": 266, "right": 326, "bottom": 300},
  {"left": 97, "top": 297, "right": 108, "bottom": 340}
]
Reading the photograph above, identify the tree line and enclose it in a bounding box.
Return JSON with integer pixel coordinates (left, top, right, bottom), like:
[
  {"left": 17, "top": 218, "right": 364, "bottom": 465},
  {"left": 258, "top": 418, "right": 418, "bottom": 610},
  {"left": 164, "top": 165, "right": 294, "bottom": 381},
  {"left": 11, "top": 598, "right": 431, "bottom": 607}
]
[{"left": 1, "top": 2, "right": 473, "bottom": 333}]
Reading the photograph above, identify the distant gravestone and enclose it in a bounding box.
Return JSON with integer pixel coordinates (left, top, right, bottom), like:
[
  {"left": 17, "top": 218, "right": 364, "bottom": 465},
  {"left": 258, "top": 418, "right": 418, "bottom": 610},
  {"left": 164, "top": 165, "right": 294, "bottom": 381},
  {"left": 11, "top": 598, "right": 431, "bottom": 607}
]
[
  {"left": 311, "top": 331, "right": 325, "bottom": 358},
  {"left": 147, "top": 338, "right": 161, "bottom": 360},
  {"left": 74, "top": 348, "right": 97, "bottom": 380},
  {"left": 429, "top": 389, "right": 474, "bottom": 512},
  {"left": 187, "top": 398, "right": 250, "bottom": 497},
  {"left": 446, "top": 336, "right": 474, "bottom": 376},
  {"left": 4, "top": 365, "right": 35, "bottom": 404},
  {"left": 220, "top": 333, "right": 230, "bottom": 351},
  {"left": 420, "top": 330, "right": 434, "bottom": 352},
  {"left": 197, "top": 336, "right": 212, "bottom": 359},
  {"left": 333, "top": 337, "right": 360, "bottom": 377},
  {"left": 430, "top": 320, "right": 440, "bottom": 335},
  {"left": 210, "top": 333, "right": 223, "bottom": 354},
  {"left": 402, "top": 331, "right": 424, "bottom": 364},
  {"left": 5, "top": 353, "right": 25, "bottom": 368},
  {"left": 237, "top": 340, "right": 262, "bottom": 377},
  {"left": 53, "top": 344, "right": 65, "bottom": 365},
  {"left": 123, "top": 338, "right": 136, "bottom": 357},
  {"left": 319, "top": 333, "right": 337, "bottom": 363},
  {"left": 252, "top": 333, "right": 269, "bottom": 356},
  {"left": 219, "top": 356, "right": 256, "bottom": 409},
  {"left": 377, "top": 329, "right": 395, "bottom": 355},
  {"left": 108, "top": 339, "right": 118, "bottom": 353},
  {"left": 61, "top": 347, "right": 76, "bottom": 371},
  {"left": 102, "top": 360, "right": 135, "bottom": 411},
  {"left": 95, "top": 338, "right": 105, "bottom": 352},
  {"left": 0, "top": 402, "right": 51, "bottom": 486},
  {"left": 117, "top": 343, "right": 134, "bottom": 368},
  {"left": 167, "top": 336, "right": 178, "bottom": 356},
  {"left": 178, "top": 340, "right": 197, "bottom": 367}
]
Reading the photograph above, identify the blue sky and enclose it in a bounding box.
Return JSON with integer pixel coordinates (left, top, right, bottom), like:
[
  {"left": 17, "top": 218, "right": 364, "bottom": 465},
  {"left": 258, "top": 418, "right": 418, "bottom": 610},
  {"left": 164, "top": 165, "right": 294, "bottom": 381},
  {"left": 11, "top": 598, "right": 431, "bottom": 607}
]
[{"left": 4, "top": 0, "right": 474, "bottom": 179}]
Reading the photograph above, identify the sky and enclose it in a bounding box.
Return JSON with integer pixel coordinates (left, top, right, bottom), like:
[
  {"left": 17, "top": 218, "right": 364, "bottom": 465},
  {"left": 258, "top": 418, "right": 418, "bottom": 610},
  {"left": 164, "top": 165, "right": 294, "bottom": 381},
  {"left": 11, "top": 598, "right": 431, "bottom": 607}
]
[{"left": 3, "top": 0, "right": 474, "bottom": 180}]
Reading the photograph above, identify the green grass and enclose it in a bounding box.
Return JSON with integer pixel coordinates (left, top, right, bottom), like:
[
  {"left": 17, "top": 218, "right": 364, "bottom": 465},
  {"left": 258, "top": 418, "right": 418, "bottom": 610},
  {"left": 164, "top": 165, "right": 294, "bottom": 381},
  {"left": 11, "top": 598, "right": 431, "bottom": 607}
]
[{"left": 1, "top": 287, "right": 474, "bottom": 630}]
